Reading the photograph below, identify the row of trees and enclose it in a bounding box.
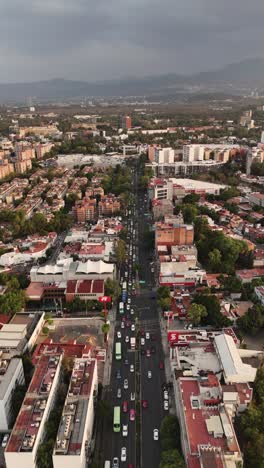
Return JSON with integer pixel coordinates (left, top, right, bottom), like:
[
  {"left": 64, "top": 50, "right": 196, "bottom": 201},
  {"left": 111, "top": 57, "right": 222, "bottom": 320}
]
[
  {"left": 157, "top": 286, "right": 171, "bottom": 311},
  {"left": 159, "top": 415, "right": 185, "bottom": 468},
  {"left": 0, "top": 209, "right": 72, "bottom": 240},
  {"left": 237, "top": 368, "right": 264, "bottom": 467}
]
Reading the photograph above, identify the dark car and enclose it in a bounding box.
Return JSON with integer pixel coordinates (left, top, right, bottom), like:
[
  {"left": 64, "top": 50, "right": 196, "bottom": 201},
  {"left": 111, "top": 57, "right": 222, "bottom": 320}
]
[
  {"left": 141, "top": 349, "right": 146, "bottom": 355},
  {"left": 116, "top": 369, "right": 122, "bottom": 379},
  {"left": 142, "top": 400, "right": 148, "bottom": 409},
  {"left": 151, "top": 334, "right": 156, "bottom": 341},
  {"left": 141, "top": 329, "right": 145, "bottom": 337},
  {"left": 125, "top": 358, "right": 129, "bottom": 366},
  {"left": 151, "top": 346, "right": 156, "bottom": 354},
  {"left": 159, "top": 361, "right": 164, "bottom": 370}
]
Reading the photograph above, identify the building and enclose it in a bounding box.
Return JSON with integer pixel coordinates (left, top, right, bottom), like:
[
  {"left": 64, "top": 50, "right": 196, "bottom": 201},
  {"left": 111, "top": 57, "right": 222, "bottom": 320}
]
[
  {"left": 255, "top": 286, "right": 264, "bottom": 305},
  {"left": 35, "top": 142, "right": 54, "bottom": 159},
  {"left": 15, "top": 144, "right": 35, "bottom": 161},
  {"left": 53, "top": 358, "right": 98, "bottom": 468},
  {"left": 148, "top": 178, "right": 226, "bottom": 201},
  {"left": 0, "top": 358, "right": 25, "bottom": 431},
  {"left": 98, "top": 195, "right": 121, "bottom": 216},
  {"left": 152, "top": 199, "right": 174, "bottom": 220},
  {"left": 14, "top": 159, "right": 32, "bottom": 174},
  {"left": 154, "top": 147, "right": 175, "bottom": 164},
  {"left": 65, "top": 279, "right": 104, "bottom": 302},
  {"left": 5, "top": 354, "right": 62, "bottom": 468},
  {"left": 18, "top": 125, "right": 59, "bottom": 138},
  {"left": 155, "top": 222, "right": 194, "bottom": 246},
  {"left": 30, "top": 258, "right": 115, "bottom": 283},
  {"left": 0, "top": 233, "right": 57, "bottom": 267},
  {"left": 120, "top": 115, "right": 132, "bottom": 130},
  {"left": 248, "top": 192, "right": 264, "bottom": 208},
  {"left": 183, "top": 144, "right": 240, "bottom": 163},
  {"left": 74, "top": 198, "right": 97, "bottom": 223},
  {"left": 176, "top": 377, "right": 243, "bottom": 467}
]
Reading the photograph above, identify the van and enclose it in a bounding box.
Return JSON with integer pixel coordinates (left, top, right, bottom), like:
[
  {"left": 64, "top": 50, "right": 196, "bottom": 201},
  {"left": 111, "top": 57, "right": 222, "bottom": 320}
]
[{"left": 104, "top": 461, "right": 111, "bottom": 468}]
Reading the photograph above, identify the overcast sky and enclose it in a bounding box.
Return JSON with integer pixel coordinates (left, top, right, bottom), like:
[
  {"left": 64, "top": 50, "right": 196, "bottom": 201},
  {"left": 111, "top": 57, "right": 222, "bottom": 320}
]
[{"left": 1, "top": 0, "right": 264, "bottom": 83}]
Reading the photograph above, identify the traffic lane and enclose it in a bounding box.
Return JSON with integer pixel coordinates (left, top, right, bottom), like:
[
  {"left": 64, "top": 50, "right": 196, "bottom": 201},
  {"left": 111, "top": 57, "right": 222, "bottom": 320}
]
[{"left": 141, "top": 353, "right": 163, "bottom": 468}]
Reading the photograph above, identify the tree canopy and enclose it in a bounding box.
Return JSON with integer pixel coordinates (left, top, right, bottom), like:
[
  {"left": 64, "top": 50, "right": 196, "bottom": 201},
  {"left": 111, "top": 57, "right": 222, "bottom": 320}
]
[{"left": 187, "top": 303, "right": 208, "bottom": 326}]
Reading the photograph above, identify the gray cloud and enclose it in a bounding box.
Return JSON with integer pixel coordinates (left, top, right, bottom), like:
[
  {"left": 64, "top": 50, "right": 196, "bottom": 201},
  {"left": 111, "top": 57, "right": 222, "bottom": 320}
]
[{"left": 1, "top": 0, "right": 264, "bottom": 82}]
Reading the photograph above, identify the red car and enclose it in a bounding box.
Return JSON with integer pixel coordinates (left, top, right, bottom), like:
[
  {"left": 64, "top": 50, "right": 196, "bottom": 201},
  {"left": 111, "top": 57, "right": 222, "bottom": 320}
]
[
  {"left": 159, "top": 361, "right": 164, "bottom": 370},
  {"left": 141, "top": 329, "right": 145, "bottom": 337},
  {"left": 130, "top": 409, "right": 135, "bottom": 421},
  {"left": 142, "top": 399, "right": 148, "bottom": 409},
  {"left": 146, "top": 348, "right": 151, "bottom": 357},
  {"left": 123, "top": 401, "right": 128, "bottom": 413}
]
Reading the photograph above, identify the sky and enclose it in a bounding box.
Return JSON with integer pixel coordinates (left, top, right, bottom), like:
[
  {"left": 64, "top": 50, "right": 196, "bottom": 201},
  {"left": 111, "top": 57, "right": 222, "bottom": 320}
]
[{"left": 1, "top": 0, "right": 264, "bottom": 83}]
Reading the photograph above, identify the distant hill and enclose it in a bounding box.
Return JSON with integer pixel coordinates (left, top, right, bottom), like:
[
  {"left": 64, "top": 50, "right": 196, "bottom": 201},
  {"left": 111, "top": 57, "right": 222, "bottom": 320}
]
[{"left": 1, "top": 58, "right": 264, "bottom": 102}]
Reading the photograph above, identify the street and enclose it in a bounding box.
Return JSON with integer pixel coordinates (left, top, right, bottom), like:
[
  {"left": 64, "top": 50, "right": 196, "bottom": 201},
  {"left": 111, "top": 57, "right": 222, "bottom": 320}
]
[{"left": 99, "top": 163, "right": 166, "bottom": 468}]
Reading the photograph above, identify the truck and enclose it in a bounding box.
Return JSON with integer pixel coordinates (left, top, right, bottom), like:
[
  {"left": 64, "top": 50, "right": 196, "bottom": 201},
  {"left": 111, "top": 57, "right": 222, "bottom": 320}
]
[{"left": 130, "top": 337, "right": 136, "bottom": 350}]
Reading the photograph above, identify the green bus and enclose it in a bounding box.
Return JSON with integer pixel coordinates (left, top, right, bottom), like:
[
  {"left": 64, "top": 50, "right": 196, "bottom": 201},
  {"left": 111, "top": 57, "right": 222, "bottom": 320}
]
[
  {"left": 115, "top": 342, "right": 121, "bottom": 360},
  {"left": 113, "top": 406, "right": 121, "bottom": 433}
]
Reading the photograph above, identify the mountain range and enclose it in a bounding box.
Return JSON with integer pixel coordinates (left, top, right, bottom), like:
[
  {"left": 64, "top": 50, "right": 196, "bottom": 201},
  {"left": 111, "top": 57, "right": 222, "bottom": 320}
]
[{"left": 2, "top": 58, "right": 264, "bottom": 103}]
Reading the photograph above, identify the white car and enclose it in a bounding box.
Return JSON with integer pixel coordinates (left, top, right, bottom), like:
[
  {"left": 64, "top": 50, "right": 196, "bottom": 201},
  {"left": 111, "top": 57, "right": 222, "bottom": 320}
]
[
  {"left": 2, "top": 434, "right": 9, "bottom": 448},
  {"left": 125, "top": 335, "right": 129, "bottom": 343},
  {"left": 121, "top": 447, "right": 127, "bottom": 462},
  {"left": 130, "top": 392, "right": 135, "bottom": 401},
  {"left": 124, "top": 379, "right": 128, "bottom": 390},
  {"left": 145, "top": 332, "right": 150, "bottom": 340},
  {"left": 126, "top": 304, "right": 131, "bottom": 311},
  {"left": 112, "top": 457, "right": 119, "bottom": 468},
  {"left": 153, "top": 429, "right": 159, "bottom": 441},
  {"left": 131, "top": 324, "right": 135, "bottom": 332},
  {"left": 141, "top": 338, "right": 145, "bottom": 346},
  {"left": 164, "top": 391, "right": 169, "bottom": 400},
  {"left": 117, "top": 388, "right": 121, "bottom": 399},
  {"left": 122, "top": 425, "right": 128, "bottom": 437},
  {"left": 127, "top": 298, "right": 131, "bottom": 304},
  {"left": 131, "top": 308, "right": 135, "bottom": 315},
  {"left": 147, "top": 371, "right": 152, "bottom": 379},
  {"left": 121, "top": 321, "right": 125, "bottom": 329},
  {"left": 164, "top": 400, "right": 169, "bottom": 411},
  {"left": 117, "top": 331, "right": 122, "bottom": 339},
  {"left": 130, "top": 364, "right": 134, "bottom": 373}
]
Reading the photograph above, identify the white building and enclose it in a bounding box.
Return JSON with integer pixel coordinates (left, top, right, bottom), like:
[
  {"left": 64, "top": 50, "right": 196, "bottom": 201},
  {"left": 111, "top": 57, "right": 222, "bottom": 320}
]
[
  {"left": 214, "top": 334, "right": 259, "bottom": 384},
  {"left": 0, "top": 358, "right": 24, "bottom": 431},
  {"left": 53, "top": 358, "right": 98, "bottom": 468},
  {"left": 154, "top": 147, "right": 175, "bottom": 164},
  {"left": 5, "top": 354, "right": 62, "bottom": 468},
  {"left": 30, "top": 258, "right": 115, "bottom": 283},
  {"left": 182, "top": 144, "right": 240, "bottom": 163},
  {"left": 255, "top": 286, "right": 264, "bottom": 305}
]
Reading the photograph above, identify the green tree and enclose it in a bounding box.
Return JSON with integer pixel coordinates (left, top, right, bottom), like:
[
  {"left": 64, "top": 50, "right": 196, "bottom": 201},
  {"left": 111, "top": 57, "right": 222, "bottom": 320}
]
[
  {"left": 208, "top": 248, "right": 222, "bottom": 272},
  {"left": 115, "top": 239, "right": 126, "bottom": 265},
  {"left": 157, "top": 286, "right": 171, "bottom": 300},
  {"left": 182, "top": 204, "right": 198, "bottom": 224},
  {"left": 160, "top": 415, "right": 182, "bottom": 452},
  {"left": 183, "top": 193, "right": 200, "bottom": 204},
  {"left": 193, "top": 293, "right": 231, "bottom": 327},
  {"left": 105, "top": 278, "right": 120, "bottom": 301},
  {"left": 159, "top": 297, "right": 171, "bottom": 311},
  {"left": 101, "top": 323, "right": 110, "bottom": 335},
  {"left": 187, "top": 303, "right": 207, "bottom": 326},
  {"left": 159, "top": 449, "right": 185, "bottom": 468}
]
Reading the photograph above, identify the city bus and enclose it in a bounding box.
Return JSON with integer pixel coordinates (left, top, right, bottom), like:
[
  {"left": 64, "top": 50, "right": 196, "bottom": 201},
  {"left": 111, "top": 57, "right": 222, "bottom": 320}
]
[
  {"left": 113, "top": 406, "right": 121, "bottom": 433},
  {"left": 115, "top": 342, "right": 121, "bottom": 360}
]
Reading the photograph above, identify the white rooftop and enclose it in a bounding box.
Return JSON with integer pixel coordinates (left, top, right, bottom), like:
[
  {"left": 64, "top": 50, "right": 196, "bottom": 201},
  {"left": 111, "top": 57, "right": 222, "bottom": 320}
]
[
  {"left": 170, "top": 178, "right": 227, "bottom": 191},
  {"left": 214, "top": 334, "right": 257, "bottom": 383}
]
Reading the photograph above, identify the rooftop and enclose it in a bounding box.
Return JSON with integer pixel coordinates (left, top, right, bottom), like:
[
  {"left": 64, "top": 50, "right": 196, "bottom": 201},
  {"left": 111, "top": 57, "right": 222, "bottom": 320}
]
[
  {"left": 54, "top": 359, "right": 96, "bottom": 456},
  {"left": 6, "top": 354, "right": 61, "bottom": 453}
]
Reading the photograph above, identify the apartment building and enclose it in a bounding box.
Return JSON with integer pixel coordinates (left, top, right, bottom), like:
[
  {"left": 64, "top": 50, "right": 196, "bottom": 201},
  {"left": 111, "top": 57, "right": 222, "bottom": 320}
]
[
  {"left": 98, "top": 195, "right": 121, "bottom": 216},
  {"left": 18, "top": 125, "right": 59, "bottom": 138},
  {"left": 5, "top": 354, "right": 62, "bottom": 468},
  {"left": 155, "top": 223, "right": 194, "bottom": 246},
  {"left": 15, "top": 144, "right": 35, "bottom": 161},
  {"left": 53, "top": 358, "right": 97, "bottom": 468},
  {"left": 120, "top": 115, "right": 132, "bottom": 130},
  {"left": 14, "top": 159, "right": 32, "bottom": 174},
  {"left": 74, "top": 197, "right": 97, "bottom": 222},
  {"left": 35, "top": 142, "right": 54, "bottom": 159},
  {"left": 182, "top": 144, "right": 240, "bottom": 163},
  {"left": 248, "top": 192, "right": 264, "bottom": 208},
  {"left": 0, "top": 358, "right": 25, "bottom": 431},
  {"left": 152, "top": 199, "right": 174, "bottom": 220}
]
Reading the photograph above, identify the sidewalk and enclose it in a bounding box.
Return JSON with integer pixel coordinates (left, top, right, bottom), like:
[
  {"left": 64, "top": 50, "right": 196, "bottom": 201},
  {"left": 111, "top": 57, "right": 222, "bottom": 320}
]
[
  {"left": 102, "top": 306, "right": 116, "bottom": 388},
  {"left": 159, "top": 314, "right": 176, "bottom": 416}
]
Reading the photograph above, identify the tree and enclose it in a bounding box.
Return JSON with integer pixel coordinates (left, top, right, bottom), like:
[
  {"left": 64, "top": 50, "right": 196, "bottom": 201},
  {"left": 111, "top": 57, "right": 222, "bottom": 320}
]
[
  {"left": 115, "top": 239, "right": 126, "bottom": 266},
  {"left": 105, "top": 278, "right": 120, "bottom": 301},
  {"left": 160, "top": 415, "right": 181, "bottom": 452},
  {"left": 101, "top": 323, "right": 110, "bottom": 335},
  {"left": 208, "top": 248, "right": 222, "bottom": 272},
  {"left": 182, "top": 204, "right": 198, "bottom": 224},
  {"left": 187, "top": 303, "right": 207, "bottom": 326},
  {"left": 237, "top": 304, "right": 264, "bottom": 335},
  {"left": 193, "top": 293, "right": 231, "bottom": 327},
  {"left": 183, "top": 193, "right": 200, "bottom": 204},
  {"left": 159, "top": 297, "right": 171, "bottom": 311},
  {"left": 159, "top": 449, "right": 185, "bottom": 468},
  {"left": 157, "top": 286, "right": 171, "bottom": 300}
]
